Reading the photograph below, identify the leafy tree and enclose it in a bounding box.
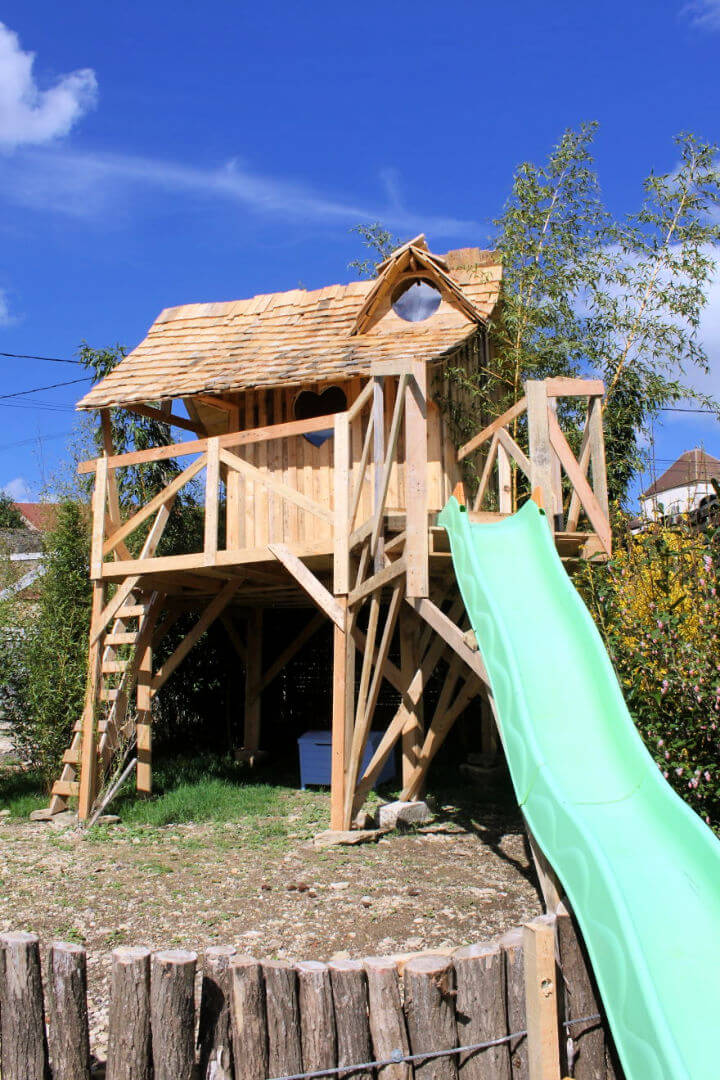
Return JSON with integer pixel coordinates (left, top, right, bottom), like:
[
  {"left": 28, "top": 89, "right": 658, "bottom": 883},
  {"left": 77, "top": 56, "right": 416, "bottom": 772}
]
[
  {"left": 0, "top": 492, "right": 24, "bottom": 528},
  {"left": 348, "top": 223, "right": 400, "bottom": 278},
  {"left": 351, "top": 126, "right": 720, "bottom": 506},
  {"left": 0, "top": 502, "right": 91, "bottom": 784}
]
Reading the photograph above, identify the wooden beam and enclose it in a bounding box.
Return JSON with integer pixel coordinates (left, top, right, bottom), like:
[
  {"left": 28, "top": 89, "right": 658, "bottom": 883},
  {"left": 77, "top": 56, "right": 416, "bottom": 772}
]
[
  {"left": 402, "top": 666, "right": 480, "bottom": 801},
  {"left": 523, "top": 919, "right": 561, "bottom": 1080},
  {"left": 103, "top": 455, "right": 206, "bottom": 557},
  {"left": 497, "top": 440, "right": 512, "bottom": 515},
  {"left": 151, "top": 579, "right": 241, "bottom": 692},
  {"left": 526, "top": 381, "right": 554, "bottom": 526},
  {"left": 244, "top": 609, "right": 263, "bottom": 751},
  {"left": 547, "top": 410, "right": 611, "bottom": 555},
  {"left": 221, "top": 614, "right": 247, "bottom": 664},
  {"left": 370, "top": 374, "right": 408, "bottom": 558},
  {"left": 100, "top": 539, "right": 333, "bottom": 580},
  {"left": 267, "top": 543, "right": 346, "bottom": 629},
  {"left": 78, "top": 412, "right": 347, "bottom": 474},
  {"left": 136, "top": 635, "right": 153, "bottom": 794},
  {"left": 100, "top": 412, "right": 132, "bottom": 562},
  {"left": 225, "top": 405, "right": 244, "bottom": 550},
  {"left": 406, "top": 597, "right": 490, "bottom": 691},
  {"left": 90, "top": 456, "right": 109, "bottom": 579},
  {"left": 587, "top": 395, "right": 609, "bottom": 521},
  {"left": 405, "top": 364, "right": 429, "bottom": 598},
  {"left": 331, "top": 598, "right": 349, "bottom": 830},
  {"left": 457, "top": 396, "right": 528, "bottom": 462},
  {"left": 204, "top": 437, "right": 220, "bottom": 564},
  {"left": 121, "top": 401, "right": 202, "bottom": 433},
  {"left": 372, "top": 377, "right": 385, "bottom": 572},
  {"left": 348, "top": 558, "right": 406, "bottom": 608},
  {"left": 544, "top": 377, "right": 604, "bottom": 398},
  {"left": 472, "top": 432, "right": 499, "bottom": 512},
  {"left": 343, "top": 584, "right": 403, "bottom": 827},
  {"left": 400, "top": 610, "right": 424, "bottom": 791},
  {"left": 347, "top": 378, "right": 374, "bottom": 421},
  {"left": 497, "top": 427, "right": 532, "bottom": 481},
  {"left": 349, "top": 409, "right": 375, "bottom": 533},
  {"left": 77, "top": 581, "right": 105, "bottom": 819},
  {"left": 333, "top": 412, "right": 351, "bottom": 595}
]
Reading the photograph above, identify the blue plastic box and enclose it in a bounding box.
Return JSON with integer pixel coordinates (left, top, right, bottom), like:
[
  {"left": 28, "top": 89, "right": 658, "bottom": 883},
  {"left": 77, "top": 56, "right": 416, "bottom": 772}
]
[{"left": 298, "top": 730, "right": 395, "bottom": 789}]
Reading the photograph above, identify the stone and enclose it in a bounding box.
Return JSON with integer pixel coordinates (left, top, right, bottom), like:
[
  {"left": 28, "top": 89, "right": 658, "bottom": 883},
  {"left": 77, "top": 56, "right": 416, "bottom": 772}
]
[
  {"left": 313, "top": 829, "right": 383, "bottom": 849},
  {"left": 0, "top": 808, "right": 10, "bottom": 817},
  {"left": 352, "top": 809, "right": 377, "bottom": 830},
  {"left": 377, "top": 800, "right": 431, "bottom": 830}
]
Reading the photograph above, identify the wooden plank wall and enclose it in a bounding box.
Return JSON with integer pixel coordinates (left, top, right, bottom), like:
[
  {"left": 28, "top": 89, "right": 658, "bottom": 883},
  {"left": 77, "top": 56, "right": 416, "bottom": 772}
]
[{"left": 213, "top": 363, "right": 475, "bottom": 550}]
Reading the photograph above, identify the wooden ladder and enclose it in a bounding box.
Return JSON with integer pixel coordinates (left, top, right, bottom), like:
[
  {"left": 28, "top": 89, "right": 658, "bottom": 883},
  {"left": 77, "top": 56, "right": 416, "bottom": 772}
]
[{"left": 49, "top": 592, "right": 152, "bottom": 812}]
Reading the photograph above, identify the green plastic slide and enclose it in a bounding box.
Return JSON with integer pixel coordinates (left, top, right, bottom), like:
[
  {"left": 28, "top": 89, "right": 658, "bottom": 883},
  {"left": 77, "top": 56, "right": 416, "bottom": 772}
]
[{"left": 438, "top": 497, "right": 720, "bottom": 1080}]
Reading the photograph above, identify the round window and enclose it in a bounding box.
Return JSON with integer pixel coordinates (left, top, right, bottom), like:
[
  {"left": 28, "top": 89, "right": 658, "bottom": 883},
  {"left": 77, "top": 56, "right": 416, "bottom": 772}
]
[{"left": 391, "top": 278, "right": 442, "bottom": 322}]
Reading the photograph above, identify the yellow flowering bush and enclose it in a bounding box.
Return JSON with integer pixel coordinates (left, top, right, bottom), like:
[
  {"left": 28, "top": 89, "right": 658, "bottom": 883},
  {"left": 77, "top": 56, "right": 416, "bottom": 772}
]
[{"left": 580, "top": 518, "right": 720, "bottom": 830}]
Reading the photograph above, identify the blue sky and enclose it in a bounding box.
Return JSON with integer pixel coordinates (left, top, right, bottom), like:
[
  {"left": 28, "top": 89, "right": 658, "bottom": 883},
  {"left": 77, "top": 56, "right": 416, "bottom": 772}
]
[{"left": 0, "top": 0, "right": 718, "bottom": 505}]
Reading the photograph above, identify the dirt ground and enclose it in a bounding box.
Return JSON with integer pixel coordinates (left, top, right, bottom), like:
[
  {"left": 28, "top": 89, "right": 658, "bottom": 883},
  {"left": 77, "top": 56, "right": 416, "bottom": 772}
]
[{"left": 0, "top": 783, "right": 542, "bottom": 1056}]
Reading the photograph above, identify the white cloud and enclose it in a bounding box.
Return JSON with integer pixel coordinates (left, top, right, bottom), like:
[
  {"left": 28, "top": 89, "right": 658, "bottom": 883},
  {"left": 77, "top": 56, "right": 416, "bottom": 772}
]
[
  {"left": 680, "top": 0, "right": 720, "bottom": 29},
  {"left": 0, "top": 287, "right": 13, "bottom": 325},
  {"left": 0, "top": 146, "right": 477, "bottom": 237},
  {"left": 2, "top": 476, "right": 32, "bottom": 500},
  {"left": 0, "top": 22, "right": 97, "bottom": 148}
]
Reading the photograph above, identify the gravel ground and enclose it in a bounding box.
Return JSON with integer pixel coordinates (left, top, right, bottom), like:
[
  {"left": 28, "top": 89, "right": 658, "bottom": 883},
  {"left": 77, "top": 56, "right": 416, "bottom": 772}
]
[{"left": 0, "top": 789, "right": 542, "bottom": 1058}]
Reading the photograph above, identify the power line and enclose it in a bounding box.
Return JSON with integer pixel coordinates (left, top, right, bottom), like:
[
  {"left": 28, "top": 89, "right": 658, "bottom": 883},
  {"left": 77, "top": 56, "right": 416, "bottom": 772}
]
[
  {"left": 660, "top": 407, "right": 717, "bottom": 415},
  {"left": 0, "top": 351, "right": 83, "bottom": 365},
  {"left": 0, "top": 376, "right": 91, "bottom": 399}
]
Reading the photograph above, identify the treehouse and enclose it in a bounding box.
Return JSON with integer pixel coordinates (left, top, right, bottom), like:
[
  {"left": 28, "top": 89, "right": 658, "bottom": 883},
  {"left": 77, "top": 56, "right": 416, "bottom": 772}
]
[{"left": 48, "top": 236, "right": 611, "bottom": 828}]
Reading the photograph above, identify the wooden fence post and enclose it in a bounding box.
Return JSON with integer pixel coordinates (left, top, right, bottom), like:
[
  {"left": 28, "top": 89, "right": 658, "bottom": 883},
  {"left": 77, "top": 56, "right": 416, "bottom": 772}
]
[
  {"left": 499, "top": 927, "right": 527, "bottom": 1078},
  {"left": 454, "top": 941, "right": 511, "bottom": 1080},
  {"left": 297, "top": 960, "right": 337, "bottom": 1072},
  {"left": 47, "top": 941, "right": 91, "bottom": 1080},
  {"left": 364, "top": 957, "right": 411, "bottom": 1080},
  {"left": 106, "top": 946, "right": 152, "bottom": 1080},
  {"left": 198, "top": 944, "right": 236, "bottom": 1080},
  {"left": 329, "top": 958, "right": 373, "bottom": 1080},
  {"left": 523, "top": 919, "right": 561, "bottom": 1080},
  {"left": 229, "top": 956, "right": 268, "bottom": 1080},
  {"left": 0, "top": 932, "right": 49, "bottom": 1080},
  {"left": 403, "top": 954, "right": 458, "bottom": 1080},
  {"left": 263, "top": 960, "right": 303, "bottom": 1078},
  {"left": 151, "top": 950, "right": 197, "bottom": 1080}
]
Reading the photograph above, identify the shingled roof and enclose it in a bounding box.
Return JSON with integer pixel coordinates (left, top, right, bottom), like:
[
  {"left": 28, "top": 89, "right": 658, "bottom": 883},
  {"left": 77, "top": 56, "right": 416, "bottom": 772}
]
[
  {"left": 77, "top": 247, "right": 501, "bottom": 410},
  {"left": 642, "top": 448, "right": 720, "bottom": 498}
]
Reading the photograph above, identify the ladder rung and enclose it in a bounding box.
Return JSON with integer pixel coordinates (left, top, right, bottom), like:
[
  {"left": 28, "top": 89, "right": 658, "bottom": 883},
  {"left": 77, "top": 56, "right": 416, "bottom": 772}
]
[
  {"left": 52, "top": 780, "right": 80, "bottom": 797},
  {"left": 116, "top": 604, "right": 144, "bottom": 618},
  {"left": 105, "top": 632, "right": 137, "bottom": 645},
  {"left": 102, "top": 660, "right": 128, "bottom": 673},
  {"left": 100, "top": 688, "right": 119, "bottom": 702},
  {"left": 62, "top": 749, "right": 80, "bottom": 764}
]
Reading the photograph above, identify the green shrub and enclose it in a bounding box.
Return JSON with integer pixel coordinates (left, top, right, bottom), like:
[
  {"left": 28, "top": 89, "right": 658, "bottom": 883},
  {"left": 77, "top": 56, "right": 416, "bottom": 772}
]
[{"left": 580, "top": 518, "right": 720, "bottom": 829}]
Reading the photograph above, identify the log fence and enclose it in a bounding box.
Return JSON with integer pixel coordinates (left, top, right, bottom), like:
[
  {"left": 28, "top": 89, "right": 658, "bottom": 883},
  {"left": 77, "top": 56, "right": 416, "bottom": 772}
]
[{"left": 0, "top": 909, "right": 622, "bottom": 1080}]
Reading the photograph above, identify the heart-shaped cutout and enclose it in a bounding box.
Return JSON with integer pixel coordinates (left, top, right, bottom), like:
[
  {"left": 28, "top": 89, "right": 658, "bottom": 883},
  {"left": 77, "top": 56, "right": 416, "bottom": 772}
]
[{"left": 294, "top": 386, "right": 347, "bottom": 446}]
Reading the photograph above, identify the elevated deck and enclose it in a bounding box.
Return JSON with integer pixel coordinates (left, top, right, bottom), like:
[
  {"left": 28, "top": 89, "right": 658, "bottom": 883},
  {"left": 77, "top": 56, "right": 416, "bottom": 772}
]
[{"left": 52, "top": 373, "right": 611, "bottom": 826}]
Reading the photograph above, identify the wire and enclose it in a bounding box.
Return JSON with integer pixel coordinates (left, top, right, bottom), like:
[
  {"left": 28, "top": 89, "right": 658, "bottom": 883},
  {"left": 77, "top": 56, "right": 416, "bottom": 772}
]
[
  {"left": 0, "top": 351, "right": 83, "bottom": 365},
  {"left": 0, "top": 431, "right": 72, "bottom": 453},
  {"left": 0, "top": 376, "right": 92, "bottom": 399},
  {"left": 660, "top": 407, "right": 717, "bottom": 415}
]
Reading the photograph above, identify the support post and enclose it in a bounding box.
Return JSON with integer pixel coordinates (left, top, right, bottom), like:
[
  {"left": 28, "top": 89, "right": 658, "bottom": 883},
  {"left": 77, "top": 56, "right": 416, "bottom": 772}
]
[
  {"left": 497, "top": 440, "right": 512, "bottom": 514},
  {"left": 547, "top": 398, "right": 564, "bottom": 531},
  {"left": 372, "top": 377, "right": 385, "bottom": 572},
  {"left": 244, "top": 608, "right": 263, "bottom": 752},
  {"left": 523, "top": 919, "right": 561, "bottom": 1080},
  {"left": 334, "top": 412, "right": 351, "bottom": 595},
  {"left": 226, "top": 404, "right": 244, "bottom": 550},
  {"left": 526, "top": 381, "right": 554, "bottom": 531},
  {"left": 405, "top": 363, "right": 429, "bottom": 597},
  {"left": 331, "top": 598, "right": 349, "bottom": 830},
  {"left": 136, "top": 633, "right": 152, "bottom": 795},
  {"left": 400, "top": 610, "right": 424, "bottom": 791},
  {"left": 78, "top": 580, "right": 105, "bottom": 820}
]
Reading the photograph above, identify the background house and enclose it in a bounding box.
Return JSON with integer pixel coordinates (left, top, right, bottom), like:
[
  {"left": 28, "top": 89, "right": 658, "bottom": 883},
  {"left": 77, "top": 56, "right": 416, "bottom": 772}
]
[{"left": 640, "top": 448, "right": 720, "bottom": 523}]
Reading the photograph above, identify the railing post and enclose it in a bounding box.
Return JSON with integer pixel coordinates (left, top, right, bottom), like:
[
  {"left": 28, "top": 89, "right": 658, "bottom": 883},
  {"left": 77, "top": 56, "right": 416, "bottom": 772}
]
[
  {"left": 497, "top": 440, "right": 512, "bottom": 513},
  {"left": 333, "top": 412, "right": 351, "bottom": 595},
  {"left": 588, "top": 395, "right": 609, "bottom": 521},
  {"left": 90, "top": 456, "right": 108, "bottom": 580},
  {"left": 526, "top": 381, "right": 554, "bottom": 530},
  {"left": 372, "top": 377, "right": 385, "bottom": 572},
  {"left": 547, "top": 397, "right": 564, "bottom": 531},
  {"left": 405, "top": 362, "right": 429, "bottom": 598},
  {"left": 204, "top": 436, "right": 220, "bottom": 565}
]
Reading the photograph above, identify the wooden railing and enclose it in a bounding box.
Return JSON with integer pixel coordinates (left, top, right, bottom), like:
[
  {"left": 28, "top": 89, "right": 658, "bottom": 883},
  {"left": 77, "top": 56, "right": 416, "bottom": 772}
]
[{"left": 457, "top": 378, "right": 611, "bottom": 555}]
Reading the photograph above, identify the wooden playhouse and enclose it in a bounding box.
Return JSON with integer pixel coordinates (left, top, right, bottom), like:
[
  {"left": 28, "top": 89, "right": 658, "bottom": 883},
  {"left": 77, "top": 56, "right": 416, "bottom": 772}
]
[{"left": 49, "top": 236, "right": 611, "bottom": 827}]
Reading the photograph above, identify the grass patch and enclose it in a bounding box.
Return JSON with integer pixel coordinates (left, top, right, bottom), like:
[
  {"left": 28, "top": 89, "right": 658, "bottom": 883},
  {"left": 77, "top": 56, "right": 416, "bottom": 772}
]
[
  {"left": 0, "top": 766, "right": 46, "bottom": 818},
  {"left": 109, "top": 754, "right": 293, "bottom": 827}
]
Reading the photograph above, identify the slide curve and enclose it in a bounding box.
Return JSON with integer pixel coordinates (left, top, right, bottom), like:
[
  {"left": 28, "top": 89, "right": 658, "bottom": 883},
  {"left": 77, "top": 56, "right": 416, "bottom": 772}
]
[{"left": 438, "top": 496, "right": 720, "bottom": 1080}]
